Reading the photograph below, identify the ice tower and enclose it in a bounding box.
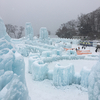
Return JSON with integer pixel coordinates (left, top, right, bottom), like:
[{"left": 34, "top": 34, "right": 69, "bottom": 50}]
[
  {"left": 25, "top": 22, "right": 33, "bottom": 40},
  {"left": 40, "top": 27, "right": 48, "bottom": 40}
]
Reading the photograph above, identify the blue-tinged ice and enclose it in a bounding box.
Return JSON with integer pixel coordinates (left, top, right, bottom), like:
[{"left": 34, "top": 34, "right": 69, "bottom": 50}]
[
  {"left": 12, "top": 52, "right": 26, "bottom": 83},
  {"left": 0, "top": 74, "right": 30, "bottom": 100},
  {"left": 0, "top": 18, "right": 30, "bottom": 100},
  {"left": 0, "top": 71, "right": 13, "bottom": 91},
  {"left": 0, "top": 39, "right": 15, "bottom": 71},
  {"left": 0, "top": 70, "right": 4, "bottom": 76},
  {"left": 88, "top": 58, "right": 100, "bottom": 100},
  {"left": 40, "top": 27, "right": 48, "bottom": 40},
  {"left": 53, "top": 63, "right": 75, "bottom": 86},
  {"left": 80, "top": 67, "right": 91, "bottom": 88},
  {"left": 74, "top": 73, "right": 81, "bottom": 84},
  {"left": 32, "top": 60, "right": 48, "bottom": 81},
  {"left": 47, "top": 70, "right": 53, "bottom": 80},
  {"left": 0, "top": 18, "right": 6, "bottom": 38},
  {"left": 41, "top": 51, "right": 51, "bottom": 57},
  {"left": 25, "top": 22, "right": 34, "bottom": 40},
  {"left": 66, "top": 50, "right": 77, "bottom": 56},
  {"left": 28, "top": 54, "right": 40, "bottom": 74}
]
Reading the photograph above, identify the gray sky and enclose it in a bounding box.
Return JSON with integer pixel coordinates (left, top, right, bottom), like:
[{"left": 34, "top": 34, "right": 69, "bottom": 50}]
[{"left": 0, "top": 0, "right": 100, "bottom": 35}]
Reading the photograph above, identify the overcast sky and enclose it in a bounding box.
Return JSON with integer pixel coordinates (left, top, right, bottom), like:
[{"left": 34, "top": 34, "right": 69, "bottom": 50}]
[{"left": 0, "top": 0, "right": 100, "bottom": 35}]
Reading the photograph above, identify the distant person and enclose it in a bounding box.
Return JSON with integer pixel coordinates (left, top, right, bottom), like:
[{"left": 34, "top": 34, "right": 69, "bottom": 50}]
[{"left": 95, "top": 48, "right": 98, "bottom": 52}]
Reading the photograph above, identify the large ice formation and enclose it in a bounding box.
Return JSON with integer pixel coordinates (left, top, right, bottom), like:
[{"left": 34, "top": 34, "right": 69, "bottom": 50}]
[
  {"left": 0, "top": 18, "right": 30, "bottom": 100},
  {"left": 31, "top": 60, "right": 48, "bottom": 81},
  {"left": 53, "top": 63, "right": 74, "bottom": 86},
  {"left": 80, "top": 67, "right": 91, "bottom": 88},
  {"left": 25, "top": 22, "right": 33, "bottom": 40},
  {"left": 0, "top": 74, "right": 30, "bottom": 100},
  {"left": 88, "top": 59, "right": 100, "bottom": 100}
]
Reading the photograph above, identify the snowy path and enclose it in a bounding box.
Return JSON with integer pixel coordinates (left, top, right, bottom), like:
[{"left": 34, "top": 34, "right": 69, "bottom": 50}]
[{"left": 24, "top": 57, "right": 89, "bottom": 100}]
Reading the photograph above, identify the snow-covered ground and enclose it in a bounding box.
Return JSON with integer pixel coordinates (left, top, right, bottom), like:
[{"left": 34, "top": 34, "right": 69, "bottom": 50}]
[
  {"left": 24, "top": 43, "right": 99, "bottom": 100},
  {"left": 25, "top": 57, "right": 89, "bottom": 100}
]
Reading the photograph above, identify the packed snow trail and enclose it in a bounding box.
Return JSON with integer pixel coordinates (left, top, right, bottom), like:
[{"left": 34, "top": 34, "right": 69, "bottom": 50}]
[{"left": 24, "top": 57, "right": 88, "bottom": 100}]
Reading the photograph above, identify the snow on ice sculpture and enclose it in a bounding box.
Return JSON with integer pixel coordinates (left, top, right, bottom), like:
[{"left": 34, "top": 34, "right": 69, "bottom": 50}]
[
  {"left": 80, "top": 67, "right": 91, "bottom": 88},
  {"left": 25, "top": 22, "right": 33, "bottom": 40},
  {"left": 40, "top": 27, "right": 48, "bottom": 40},
  {"left": 88, "top": 59, "right": 100, "bottom": 100},
  {"left": 53, "top": 63, "right": 75, "bottom": 86},
  {"left": 32, "top": 60, "right": 48, "bottom": 81}
]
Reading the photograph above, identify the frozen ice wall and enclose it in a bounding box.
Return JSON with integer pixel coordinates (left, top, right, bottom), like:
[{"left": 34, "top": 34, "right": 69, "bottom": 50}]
[
  {"left": 88, "top": 59, "right": 100, "bottom": 100},
  {"left": 53, "top": 63, "right": 75, "bottom": 86},
  {"left": 25, "top": 22, "right": 33, "bottom": 40},
  {"left": 40, "top": 27, "right": 48, "bottom": 40},
  {"left": 32, "top": 60, "right": 48, "bottom": 81},
  {"left": 80, "top": 67, "right": 90, "bottom": 88}
]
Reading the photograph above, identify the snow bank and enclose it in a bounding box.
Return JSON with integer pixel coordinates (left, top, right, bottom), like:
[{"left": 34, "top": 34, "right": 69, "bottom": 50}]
[{"left": 53, "top": 63, "right": 75, "bottom": 86}]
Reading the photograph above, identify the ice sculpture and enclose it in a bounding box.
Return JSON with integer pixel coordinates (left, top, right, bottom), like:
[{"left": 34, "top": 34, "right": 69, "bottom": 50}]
[
  {"left": 88, "top": 59, "right": 100, "bottom": 100},
  {"left": 0, "top": 71, "right": 13, "bottom": 91},
  {"left": 47, "top": 70, "right": 53, "bottom": 80},
  {"left": 0, "top": 18, "right": 30, "bottom": 100},
  {"left": 41, "top": 51, "right": 51, "bottom": 57},
  {"left": 0, "top": 39, "right": 15, "bottom": 71},
  {"left": 31, "top": 60, "right": 48, "bottom": 81},
  {"left": 0, "top": 74, "right": 30, "bottom": 100},
  {"left": 25, "top": 22, "right": 33, "bottom": 40},
  {"left": 0, "top": 17, "right": 11, "bottom": 41},
  {"left": 0, "top": 18, "right": 6, "bottom": 38},
  {"left": 28, "top": 55, "right": 40, "bottom": 74},
  {"left": 53, "top": 63, "right": 74, "bottom": 86},
  {"left": 39, "top": 27, "right": 48, "bottom": 40},
  {"left": 66, "top": 50, "right": 77, "bottom": 56},
  {"left": 74, "top": 73, "right": 81, "bottom": 84},
  {"left": 80, "top": 67, "right": 91, "bottom": 88}
]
